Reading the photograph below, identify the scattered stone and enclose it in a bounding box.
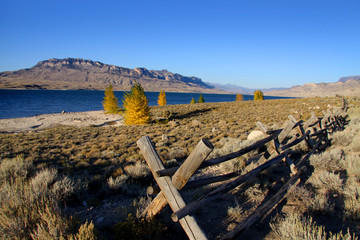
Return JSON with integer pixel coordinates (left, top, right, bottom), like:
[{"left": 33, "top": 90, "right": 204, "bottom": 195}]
[
  {"left": 162, "top": 134, "right": 168, "bottom": 141},
  {"left": 247, "top": 130, "right": 265, "bottom": 141},
  {"left": 192, "top": 119, "right": 201, "bottom": 126},
  {"left": 218, "top": 120, "right": 227, "bottom": 126},
  {"left": 168, "top": 120, "right": 179, "bottom": 127}
]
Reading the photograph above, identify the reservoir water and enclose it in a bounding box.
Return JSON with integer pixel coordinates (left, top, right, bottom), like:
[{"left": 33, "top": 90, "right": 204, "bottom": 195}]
[{"left": 0, "top": 89, "right": 289, "bottom": 119}]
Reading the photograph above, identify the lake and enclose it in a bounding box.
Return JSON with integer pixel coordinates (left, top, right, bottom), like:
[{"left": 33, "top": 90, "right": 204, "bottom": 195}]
[{"left": 0, "top": 89, "right": 289, "bottom": 119}]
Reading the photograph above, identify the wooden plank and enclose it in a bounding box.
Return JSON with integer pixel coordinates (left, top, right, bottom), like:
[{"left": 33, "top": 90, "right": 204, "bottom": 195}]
[
  {"left": 256, "top": 121, "right": 269, "bottom": 134},
  {"left": 288, "top": 114, "right": 297, "bottom": 123},
  {"left": 220, "top": 165, "right": 307, "bottom": 240},
  {"left": 171, "top": 150, "right": 289, "bottom": 222},
  {"left": 184, "top": 154, "right": 263, "bottom": 189},
  {"left": 157, "top": 134, "right": 278, "bottom": 177},
  {"left": 303, "top": 114, "right": 318, "bottom": 130},
  {"left": 220, "top": 141, "right": 322, "bottom": 239},
  {"left": 137, "top": 136, "right": 208, "bottom": 240},
  {"left": 172, "top": 139, "right": 214, "bottom": 189},
  {"left": 277, "top": 120, "right": 296, "bottom": 144},
  {"left": 142, "top": 138, "right": 214, "bottom": 218}
]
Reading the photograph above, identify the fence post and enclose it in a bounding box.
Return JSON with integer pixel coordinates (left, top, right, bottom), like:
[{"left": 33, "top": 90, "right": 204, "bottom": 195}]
[
  {"left": 142, "top": 138, "right": 214, "bottom": 218},
  {"left": 137, "top": 136, "right": 208, "bottom": 240}
]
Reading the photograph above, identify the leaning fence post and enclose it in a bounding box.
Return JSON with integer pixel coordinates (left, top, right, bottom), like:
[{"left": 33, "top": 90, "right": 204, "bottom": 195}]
[
  {"left": 142, "top": 138, "right": 214, "bottom": 218},
  {"left": 137, "top": 136, "right": 208, "bottom": 240}
]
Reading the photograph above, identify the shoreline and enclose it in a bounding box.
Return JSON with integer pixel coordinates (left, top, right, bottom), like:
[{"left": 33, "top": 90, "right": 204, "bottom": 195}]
[{"left": 0, "top": 110, "right": 124, "bottom": 133}]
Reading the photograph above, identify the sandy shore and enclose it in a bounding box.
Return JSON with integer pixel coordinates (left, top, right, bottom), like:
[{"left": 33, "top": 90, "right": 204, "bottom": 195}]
[{"left": 0, "top": 111, "right": 124, "bottom": 133}]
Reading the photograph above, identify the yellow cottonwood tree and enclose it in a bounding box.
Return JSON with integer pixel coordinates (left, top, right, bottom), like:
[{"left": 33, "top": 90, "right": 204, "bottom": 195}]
[
  {"left": 102, "top": 84, "right": 119, "bottom": 113},
  {"left": 235, "top": 93, "right": 244, "bottom": 101},
  {"left": 123, "top": 82, "right": 150, "bottom": 125},
  {"left": 157, "top": 90, "right": 167, "bottom": 106},
  {"left": 253, "top": 90, "right": 264, "bottom": 100}
]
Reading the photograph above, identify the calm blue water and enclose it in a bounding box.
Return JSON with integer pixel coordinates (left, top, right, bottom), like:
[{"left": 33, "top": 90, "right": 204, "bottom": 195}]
[{"left": 0, "top": 89, "right": 288, "bottom": 119}]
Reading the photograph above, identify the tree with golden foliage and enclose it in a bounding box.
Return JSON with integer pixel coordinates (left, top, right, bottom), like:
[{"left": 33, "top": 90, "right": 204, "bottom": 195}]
[
  {"left": 102, "top": 84, "right": 119, "bottom": 113},
  {"left": 235, "top": 93, "right": 244, "bottom": 101},
  {"left": 253, "top": 90, "right": 264, "bottom": 100},
  {"left": 123, "top": 82, "right": 150, "bottom": 125},
  {"left": 157, "top": 90, "right": 167, "bottom": 106},
  {"left": 190, "top": 98, "right": 196, "bottom": 104},
  {"left": 198, "top": 94, "right": 205, "bottom": 103}
]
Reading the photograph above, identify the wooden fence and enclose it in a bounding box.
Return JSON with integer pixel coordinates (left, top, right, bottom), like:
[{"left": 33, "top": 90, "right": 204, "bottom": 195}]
[{"left": 137, "top": 108, "right": 347, "bottom": 240}]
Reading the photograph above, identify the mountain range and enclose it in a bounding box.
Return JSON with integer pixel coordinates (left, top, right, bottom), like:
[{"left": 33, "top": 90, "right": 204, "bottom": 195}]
[
  {"left": 0, "top": 58, "right": 359, "bottom": 97},
  {"left": 265, "top": 76, "right": 360, "bottom": 97},
  {"left": 205, "top": 82, "right": 287, "bottom": 94},
  {"left": 0, "top": 58, "right": 223, "bottom": 93}
]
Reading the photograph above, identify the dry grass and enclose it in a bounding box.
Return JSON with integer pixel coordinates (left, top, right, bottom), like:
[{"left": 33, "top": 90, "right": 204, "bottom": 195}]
[
  {"left": 271, "top": 212, "right": 358, "bottom": 240},
  {"left": 1, "top": 96, "right": 358, "bottom": 239}
]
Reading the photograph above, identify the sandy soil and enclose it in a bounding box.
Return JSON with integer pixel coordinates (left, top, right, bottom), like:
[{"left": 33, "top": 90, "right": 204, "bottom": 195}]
[{"left": 0, "top": 111, "right": 124, "bottom": 133}]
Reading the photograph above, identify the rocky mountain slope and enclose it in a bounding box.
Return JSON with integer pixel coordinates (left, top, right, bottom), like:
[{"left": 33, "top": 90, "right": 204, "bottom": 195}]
[
  {"left": 265, "top": 77, "right": 360, "bottom": 97},
  {"left": 0, "top": 58, "right": 223, "bottom": 93}
]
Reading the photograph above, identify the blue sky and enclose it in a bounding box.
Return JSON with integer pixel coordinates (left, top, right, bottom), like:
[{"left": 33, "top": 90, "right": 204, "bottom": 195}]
[{"left": 0, "top": 0, "right": 359, "bottom": 88}]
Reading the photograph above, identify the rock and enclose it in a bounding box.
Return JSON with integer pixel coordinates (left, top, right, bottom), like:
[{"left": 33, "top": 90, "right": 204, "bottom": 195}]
[
  {"left": 168, "top": 120, "right": 179, "bottom": 127},
  {"left": 192, "top": 120, "right": 201, "bottom": 127},
  {"left": 247, "top": 130, "right": 265, "bottom": 141},
  {"left": 162, "top": 134, "right": 168, "bottom": 141},
  {"left": 218, "top": 120, "right": 227, "bottom": 126}
]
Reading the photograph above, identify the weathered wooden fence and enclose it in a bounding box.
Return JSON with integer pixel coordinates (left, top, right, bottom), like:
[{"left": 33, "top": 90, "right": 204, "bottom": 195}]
[{"left": 137, "top": 108, "right": 347, "bottom": 240}]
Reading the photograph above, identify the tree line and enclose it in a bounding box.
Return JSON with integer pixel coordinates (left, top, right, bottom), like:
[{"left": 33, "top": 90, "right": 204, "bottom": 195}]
[{"left": 102, "top": 83, "right": 264, "bottom": 125}]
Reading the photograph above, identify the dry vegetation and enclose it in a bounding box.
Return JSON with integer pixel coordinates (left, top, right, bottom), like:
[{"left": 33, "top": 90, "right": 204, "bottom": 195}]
[{"left": 0, "top": 96, "right": 359, "bottom": 239}]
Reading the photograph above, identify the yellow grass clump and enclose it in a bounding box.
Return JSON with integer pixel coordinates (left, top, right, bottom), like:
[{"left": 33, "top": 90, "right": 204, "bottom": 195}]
[{"left": 123, "top": 82, "right": 150, "bottom": 125}]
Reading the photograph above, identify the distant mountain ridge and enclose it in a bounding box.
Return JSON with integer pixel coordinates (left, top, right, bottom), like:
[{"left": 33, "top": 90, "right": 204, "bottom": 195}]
[
  {"left": 266, "top": 76, "right": 360, "bottom": 97},
  {"left": 206, "top": 82, "right": 287, "bottom": 94},
  {"left": 0, "top": 58, "right": 223, "bottom": 93},
  {"left": 338, "top": 75, "right": 360, "bottom": 83}
]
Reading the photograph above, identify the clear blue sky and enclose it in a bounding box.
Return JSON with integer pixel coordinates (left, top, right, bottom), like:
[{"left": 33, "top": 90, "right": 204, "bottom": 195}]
[{"left": 0, "top": 0, "right": 359, "bottom": 88}]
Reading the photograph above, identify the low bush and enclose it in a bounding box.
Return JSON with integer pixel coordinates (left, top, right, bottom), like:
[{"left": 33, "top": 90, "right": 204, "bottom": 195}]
[
  {"left": 308, "top": 170, "right": 343, "bottom": 194},
  {"left": 343, "top": 179, "right": 360, "bottom": 221},
  {"left": 271, "top": 212, "right": 358, "bottom": 240},
  {"left": 114, "top": 214, "right": 170, "bottom": 240},
  {"left": 309, "top": 149, "right": 345, "bottom": 172}
]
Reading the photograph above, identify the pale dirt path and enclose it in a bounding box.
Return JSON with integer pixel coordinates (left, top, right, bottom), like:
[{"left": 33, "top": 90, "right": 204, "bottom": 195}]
[{"left": 0, "top": 111, "right": 124, "bottom": 133}]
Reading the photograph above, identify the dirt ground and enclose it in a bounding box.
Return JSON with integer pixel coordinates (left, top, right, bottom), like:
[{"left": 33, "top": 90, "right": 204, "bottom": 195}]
[{"left": 0, "top": 111, "right": 123, "bottom": 133}]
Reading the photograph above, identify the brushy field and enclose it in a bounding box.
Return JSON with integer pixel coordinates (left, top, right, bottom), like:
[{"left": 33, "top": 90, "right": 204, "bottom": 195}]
[{"left": 0, "top": 96, "right": 359, "bottom": 239}]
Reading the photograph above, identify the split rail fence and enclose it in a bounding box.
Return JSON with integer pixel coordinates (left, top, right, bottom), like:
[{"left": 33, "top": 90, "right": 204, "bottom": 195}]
[{"left": 137, "top": 107, "right": 347, "bottom": 240}]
